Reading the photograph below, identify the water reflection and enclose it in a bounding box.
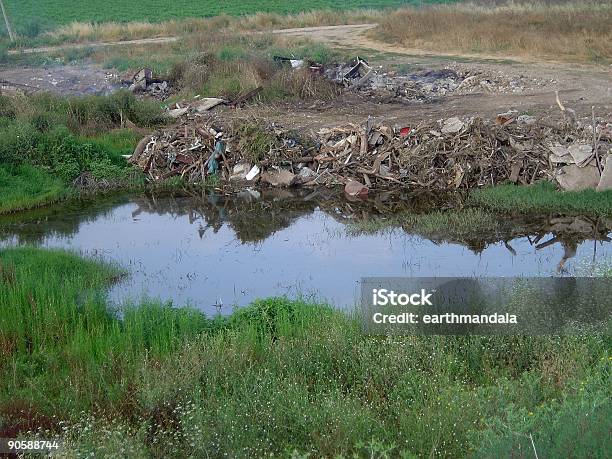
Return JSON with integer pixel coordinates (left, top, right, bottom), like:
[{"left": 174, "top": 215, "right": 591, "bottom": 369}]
[{"left": 1, "top": 189, "right": 610, "bottom": 314}]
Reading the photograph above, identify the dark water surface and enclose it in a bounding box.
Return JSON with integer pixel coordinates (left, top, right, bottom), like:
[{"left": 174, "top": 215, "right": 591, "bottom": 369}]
[{"left": 1, "top": 189, "right": 610, "bottom": 315}]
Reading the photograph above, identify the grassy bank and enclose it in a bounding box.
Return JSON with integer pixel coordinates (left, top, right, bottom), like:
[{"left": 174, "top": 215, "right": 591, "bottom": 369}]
[
  {"left": 0, "top": 247, "right": 609, "bottom": 457},
  {"left": 470, "top": 182, "right": 612, "bottom": 217},
  {"left": 347, "top": 183, "right": 612, "bottom": 243},
  {"left": 372, "top": 1, "right": 612, "bottom": 63},
  {"left": 0, "top": 91, "right": 166, "bottom": 214},
  {"left": 0, "top": 164, "right": 69, "bottom": 214}
]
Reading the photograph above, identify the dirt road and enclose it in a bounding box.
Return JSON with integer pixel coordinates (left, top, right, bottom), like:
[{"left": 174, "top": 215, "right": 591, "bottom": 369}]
[
  {"left": 6, "top": 24, "right": 377, "bottom": 56},
  {"left": 7, "top": 36, "right": 179, "bottom": 55}
]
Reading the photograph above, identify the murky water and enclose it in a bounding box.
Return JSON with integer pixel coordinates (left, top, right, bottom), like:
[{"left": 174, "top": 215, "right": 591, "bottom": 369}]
[{"left": 1, "top": 189, "right": 610, "bottom": 315}]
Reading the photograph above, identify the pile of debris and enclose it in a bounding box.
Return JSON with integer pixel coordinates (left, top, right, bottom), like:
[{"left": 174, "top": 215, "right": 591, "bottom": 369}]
[
  {"left": 129, "top": 119, "right": 225, "bottom": 182},
  {"left": 451, "top": 67, "right": 551, "bottom": 95},
  {"left": 128, "top": 111, "right": 612, "bottom": 194},
  {"left": 323, "top": 58, "right": 552, "bottom": 103},
  {"left": 125, "top": 68, "right": 171, "bottom": 99},
  {"left": 312, "top": 116, "right": 553, "bottom": 192},
  {"left": 128, "top": 116, "right": 311, "bottom": 184}
]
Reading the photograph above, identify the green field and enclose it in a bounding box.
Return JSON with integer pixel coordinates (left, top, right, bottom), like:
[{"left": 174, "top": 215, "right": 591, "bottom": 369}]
[{"left": 1, "top": 0, "right": 449, "bottom": 35}]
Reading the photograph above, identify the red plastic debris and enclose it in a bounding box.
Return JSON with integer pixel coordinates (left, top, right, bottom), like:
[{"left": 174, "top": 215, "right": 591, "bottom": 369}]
[{"left": 399, "top": 127, "right": 411, "bottom": 137}]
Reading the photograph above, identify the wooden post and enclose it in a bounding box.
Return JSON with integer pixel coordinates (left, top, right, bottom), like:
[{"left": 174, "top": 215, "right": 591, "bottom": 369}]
[{"left": 0, "top": 0, "right": 15, "bottom": 41}]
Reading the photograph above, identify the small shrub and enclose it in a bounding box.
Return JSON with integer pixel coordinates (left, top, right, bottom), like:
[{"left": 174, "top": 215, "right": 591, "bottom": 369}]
[
  {"left": 0, "top": 95, "right": 16, "bottom": 119},
  {"left": 234, "top": 121, "right": 277, "bottom": 162},
  {"left": 269, "top": 69, "right": 340, "bottom": 100},
  {"left": 0, "top": 121, "right": 40, "bottom": 164},
  {"left": 0, "top": 43, "right": 8, "bottom": 64},
  {"left": 28, "top": 126, "right": 112, "bottom": 182},
  {"left": 168, "top": 53, "right": 217, "bottom": 89},
  {"left": 30, "top": 112, "right": 60, "bottom": 132},
  {"left": 89, "top": 158, "right": 126, "bottom": 180},
  {"left": 67, "top": 91, "right": 165, "bottom": 134}
]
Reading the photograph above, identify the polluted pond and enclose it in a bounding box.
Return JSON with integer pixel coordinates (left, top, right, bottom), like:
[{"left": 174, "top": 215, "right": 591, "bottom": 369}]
[{"left": 1, "top": 189, "right": 610, "bottom": 316}]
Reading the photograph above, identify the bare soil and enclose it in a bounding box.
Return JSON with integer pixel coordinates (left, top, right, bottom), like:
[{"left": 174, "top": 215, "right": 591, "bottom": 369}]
[
  {"left": 1, "top": 24, "right": 610, "bottom": 126},
  {"left": 250, "top": 24, "right": 612, "bottom": 129},
  {"left": 0, "top": 64, "right": 122, "bottom": 95}
]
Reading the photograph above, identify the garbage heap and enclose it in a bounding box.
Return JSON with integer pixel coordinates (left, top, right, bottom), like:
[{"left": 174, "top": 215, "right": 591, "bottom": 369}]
[
  {"left": 126, "top": 68, "right": 171, "bottom": 99},
  {"left": 324, "top": 58, "right": 550, "bottom": 103},
  {"left": 129, "top": 113, "right": 612, "bottom": 193}
]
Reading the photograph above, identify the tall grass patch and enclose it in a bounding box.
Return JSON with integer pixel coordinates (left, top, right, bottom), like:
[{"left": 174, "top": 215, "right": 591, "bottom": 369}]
[
  {"left": 0, "top": 247, "right": 214, "bottom": 419},
  {"left": 0, "top": 91, "right": 166, "bottom": 213},
  {"left": 374, "top": 2, "right": 612, "bottom": 63}
]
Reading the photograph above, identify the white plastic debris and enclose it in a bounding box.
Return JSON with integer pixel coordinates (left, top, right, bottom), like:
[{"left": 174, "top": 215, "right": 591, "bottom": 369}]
[{"left": 245, "top": 165, "right": 260, "bottom": 181}]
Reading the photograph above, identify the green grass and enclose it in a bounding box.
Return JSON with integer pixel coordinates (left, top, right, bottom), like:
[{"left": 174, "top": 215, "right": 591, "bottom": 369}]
[
  {"left": 469, "top": 181, "right": 612, "bottom": 217},
  {"left": 79, "top": 129, "right": 142, "bottom": 162},
  {"left": 0, "top": 1, "right": 448, "bottom": 35},
  {"left": 348, "top": 208, "right": 500, "bottom": 237},
  {"left": 0, "top": 91, "right": 167, "bottom": 214},
  {"left": 349, "top": 184, "right": 612, "bottom": 239},
  {"left": 0, "top": 164, "right": 69, "bottom": 214},
  {"left": 0, "top": 247, "right": 215, "bottom": 416},
  {"left": 0, "top": 247, "right": 610, "bottom": 457},
  {"left": 102, "top": 54, "right": 184, "bottom": 76}
]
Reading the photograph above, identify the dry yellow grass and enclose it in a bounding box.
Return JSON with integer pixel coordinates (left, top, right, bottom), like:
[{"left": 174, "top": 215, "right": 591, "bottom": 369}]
[
  {"left": 47, "top": 9, "right": 384, "bottom": 44},
  {"left": 52, "top": 20, "right": 172, "bottom": 42},
  {"left": 372, "top": 2, "right": 612, "bottom": 63}
]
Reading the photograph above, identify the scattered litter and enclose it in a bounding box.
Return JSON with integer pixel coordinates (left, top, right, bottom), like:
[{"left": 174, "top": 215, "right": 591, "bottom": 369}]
[
  {"left": 261, "top": 169, "right": 295, "bottom": 187},
  {"left": 344, "top": 180, "right": 369, "bottom": 198},
  {"left": 168, "top": 107, "right": 189, "bottom": 118},
  {"left": 195, "top": 98, "right": 225, "bottom": 112},
  {"left": 441, "top": 117, "right": 465, "bottom": 134},
  {"left": 231, "top": 163, "right": 251, "bottom": 181},
  {"left": 567, "top": 144, "right": 593, "bottom": 167},
  {"left": 517, "top": 115, "right": 537, "bottom": 125},
  {"left": 245, "top": 165, "right": 260, "bottom": 181},
  {"left": 0, "top": 78, "right": 40, "bottom": 94},
  {"left": 399, "top": 127, "right": 411, "bottom": 137},
  {"left": 229, "top": 87, "right": 263, "bottom": 107},
  {"left": 323, "top": 58, "right": 551, "bottom": 103},
  {"left": 129, "top": 68, "right": 151, "bottom": 92}
]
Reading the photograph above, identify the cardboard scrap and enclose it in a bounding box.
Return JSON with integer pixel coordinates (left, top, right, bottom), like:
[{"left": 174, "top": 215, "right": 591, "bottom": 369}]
[
  {"left": 261, "top": 169, "right": 295, "bottom": 187},
  {"left": 555, "top": 164, "right": 601, "bottom": 191},
  {"left": 567, "top": 144, "right": 593, "bottom": 167},
  {"left": 596, "top": 155, "right": 612, "bottom": 192}
]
